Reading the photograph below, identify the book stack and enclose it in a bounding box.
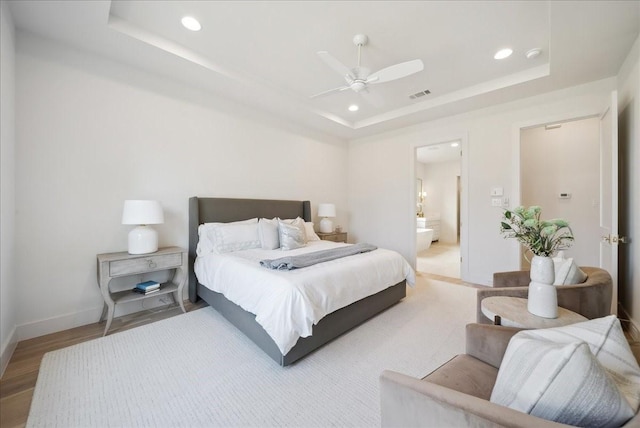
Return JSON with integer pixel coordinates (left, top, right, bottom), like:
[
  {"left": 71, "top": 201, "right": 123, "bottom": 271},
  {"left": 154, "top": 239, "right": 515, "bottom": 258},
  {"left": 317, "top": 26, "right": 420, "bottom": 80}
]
[{"left": 133, "top": 280, "right": 161, "bottom": 295}]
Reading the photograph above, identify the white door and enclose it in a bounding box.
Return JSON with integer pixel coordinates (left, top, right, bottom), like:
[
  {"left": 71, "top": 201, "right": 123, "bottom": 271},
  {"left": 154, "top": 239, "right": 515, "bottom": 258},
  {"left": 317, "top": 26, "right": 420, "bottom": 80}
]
[{"left": 599, "top": 90, "right": 618, "bottom": 315}]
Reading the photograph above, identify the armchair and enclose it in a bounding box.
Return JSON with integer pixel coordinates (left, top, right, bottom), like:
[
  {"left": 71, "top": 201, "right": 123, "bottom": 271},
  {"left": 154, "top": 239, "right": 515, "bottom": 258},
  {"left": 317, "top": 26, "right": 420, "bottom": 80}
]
[
  {"left": 380, "top": 323, "right": 640, "bottom": 427},
  {"left": 476, "top": 266, "right": 612, "bottom": 324}
]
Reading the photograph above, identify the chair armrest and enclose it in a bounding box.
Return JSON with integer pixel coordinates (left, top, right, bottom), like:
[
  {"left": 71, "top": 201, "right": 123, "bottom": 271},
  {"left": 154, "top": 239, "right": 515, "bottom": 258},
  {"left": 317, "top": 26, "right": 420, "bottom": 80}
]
[
  {"left": 380, "top": 370, "right": 568, "bottom": 428},
  {"left": 476, "top": 286, "right": 529, "bottom": 324},
  {"left": 465, "top": 324, "right": 523, "bottom": 368}
]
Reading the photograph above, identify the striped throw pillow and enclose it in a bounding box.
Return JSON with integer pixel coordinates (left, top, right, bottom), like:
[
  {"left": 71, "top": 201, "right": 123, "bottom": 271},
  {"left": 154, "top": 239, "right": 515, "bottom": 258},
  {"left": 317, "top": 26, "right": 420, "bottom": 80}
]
[{"left": 490, "top": 315, "right": 640, "bottom": 427}]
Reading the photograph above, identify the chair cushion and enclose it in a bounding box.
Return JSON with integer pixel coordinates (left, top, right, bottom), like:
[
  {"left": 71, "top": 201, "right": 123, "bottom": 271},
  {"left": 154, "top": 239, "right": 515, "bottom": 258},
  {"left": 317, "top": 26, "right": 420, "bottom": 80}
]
[
  {"left": 424, "top": 355, "right": 498, "bottom": 400},
  {"left": 490, "top": 315, "right": 640, "bottom": 427}
]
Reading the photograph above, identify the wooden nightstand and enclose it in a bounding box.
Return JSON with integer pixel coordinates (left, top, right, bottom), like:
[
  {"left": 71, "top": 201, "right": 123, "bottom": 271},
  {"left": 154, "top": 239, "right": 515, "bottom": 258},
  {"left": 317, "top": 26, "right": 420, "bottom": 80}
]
[
  {"left": 317, "top": 231, "right": 348, "bottom": 243},
  {"left": 96, "top": 246, "right": 187, "bottom": 336}
]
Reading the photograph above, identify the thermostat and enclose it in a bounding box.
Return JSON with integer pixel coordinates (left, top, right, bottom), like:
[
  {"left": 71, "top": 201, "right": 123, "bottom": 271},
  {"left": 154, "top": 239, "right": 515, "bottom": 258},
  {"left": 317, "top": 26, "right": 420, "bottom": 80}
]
[{"left": 558, "top": 192, "right": 572, "bottom": 199}]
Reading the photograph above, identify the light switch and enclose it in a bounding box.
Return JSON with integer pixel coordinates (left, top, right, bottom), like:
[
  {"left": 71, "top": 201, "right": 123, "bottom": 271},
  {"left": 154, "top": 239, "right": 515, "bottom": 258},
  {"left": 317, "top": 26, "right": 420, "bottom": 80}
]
[
  {"left": 491, "top": 198, "right": 502, "bottom": 207},
  {"left": 491, "top": 187, "right": 504, "bottom": 197}
]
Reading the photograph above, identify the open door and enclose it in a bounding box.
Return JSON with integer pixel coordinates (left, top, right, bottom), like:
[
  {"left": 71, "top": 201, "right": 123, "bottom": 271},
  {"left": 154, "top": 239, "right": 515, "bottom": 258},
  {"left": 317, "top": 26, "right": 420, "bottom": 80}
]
[{"left": 599, "top": 91, "right": 618, "bottom": 315}]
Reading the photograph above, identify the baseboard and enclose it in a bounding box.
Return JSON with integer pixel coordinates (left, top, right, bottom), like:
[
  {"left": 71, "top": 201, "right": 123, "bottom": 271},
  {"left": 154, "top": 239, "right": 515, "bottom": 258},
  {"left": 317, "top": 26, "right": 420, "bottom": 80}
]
[
  {"left": 16, "top": 306, "right": 102, "bottom": 342},
  {"left": 0, "top": 326, "right": 18, "bottom": 378},
  {"left": 15, "top": 295, "right": 182, "bottom": 342}
]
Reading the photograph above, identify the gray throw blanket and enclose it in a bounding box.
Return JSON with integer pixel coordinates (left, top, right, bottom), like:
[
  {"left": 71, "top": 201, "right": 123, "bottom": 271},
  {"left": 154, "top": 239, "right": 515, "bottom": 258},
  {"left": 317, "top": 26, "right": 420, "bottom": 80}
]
[{"left": 260, "top": 243, "right": 378, "bottom": 270}]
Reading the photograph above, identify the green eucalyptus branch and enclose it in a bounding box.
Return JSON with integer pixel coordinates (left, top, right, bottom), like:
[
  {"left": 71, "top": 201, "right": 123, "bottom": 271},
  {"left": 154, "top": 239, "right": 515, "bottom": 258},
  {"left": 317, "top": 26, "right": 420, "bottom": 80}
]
[{"left": 500, "top": 206, "right": 574, "bottom": 257}]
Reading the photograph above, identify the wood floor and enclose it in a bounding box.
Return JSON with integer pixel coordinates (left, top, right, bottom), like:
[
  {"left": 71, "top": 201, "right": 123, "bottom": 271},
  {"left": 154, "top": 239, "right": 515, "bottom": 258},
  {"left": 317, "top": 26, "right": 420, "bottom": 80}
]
[{"left": 0, "top": 301, "right": 206, "bottom": 428}]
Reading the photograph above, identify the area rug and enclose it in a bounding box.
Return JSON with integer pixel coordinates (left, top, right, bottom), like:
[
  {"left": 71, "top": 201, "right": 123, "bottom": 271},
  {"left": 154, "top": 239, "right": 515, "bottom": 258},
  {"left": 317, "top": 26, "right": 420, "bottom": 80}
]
[{"left": 27, "top": 277, "right": 476, "bottom": 427}]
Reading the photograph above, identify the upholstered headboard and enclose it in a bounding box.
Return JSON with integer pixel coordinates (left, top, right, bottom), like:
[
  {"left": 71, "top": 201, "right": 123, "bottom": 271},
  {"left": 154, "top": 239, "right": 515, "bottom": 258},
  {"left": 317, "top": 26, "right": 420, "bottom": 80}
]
[{"left": 188, "top": 197, "right": 312, "bottom": 302}]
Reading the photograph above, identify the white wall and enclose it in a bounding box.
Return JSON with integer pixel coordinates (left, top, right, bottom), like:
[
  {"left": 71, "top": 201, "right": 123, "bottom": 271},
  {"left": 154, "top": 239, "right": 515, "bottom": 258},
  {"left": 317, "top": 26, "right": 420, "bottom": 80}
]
[
  {"left": 617, "top": 34, "right": 640, "bottom": 329},
  {"left": 520, "top": 117, "right": 600, "bottom": 266},
  {"left": 14, "top": 33, "right": 348, "bottom": 340},
  {"left": 348, "top": 78, "right": 616, "bottom": 286},
  {"left": 0, "top": 2, "right": 18, "bottom": 374},
  {"left": 422, "top": 160, "right": 460, "bottom": 243}
]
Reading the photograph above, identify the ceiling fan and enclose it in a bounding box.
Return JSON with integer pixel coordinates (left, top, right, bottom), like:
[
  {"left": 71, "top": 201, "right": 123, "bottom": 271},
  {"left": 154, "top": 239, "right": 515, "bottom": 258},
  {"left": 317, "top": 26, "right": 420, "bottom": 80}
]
[{"left": 311, "top": 34, "right": 424, "bottom": 107}]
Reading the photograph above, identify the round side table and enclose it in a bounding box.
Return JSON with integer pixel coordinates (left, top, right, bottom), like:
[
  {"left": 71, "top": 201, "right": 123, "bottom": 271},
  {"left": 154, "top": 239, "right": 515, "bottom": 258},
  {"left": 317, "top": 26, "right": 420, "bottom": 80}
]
[{"left": 481, "top": 296, "right": 587, "bottom": 328}]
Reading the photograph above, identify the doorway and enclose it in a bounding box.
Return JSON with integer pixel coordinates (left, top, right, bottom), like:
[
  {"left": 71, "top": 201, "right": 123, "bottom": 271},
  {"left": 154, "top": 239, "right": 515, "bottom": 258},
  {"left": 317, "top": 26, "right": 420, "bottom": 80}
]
[
  {"left": 415, "top": 140, "right": 462, "bottom": 279},
  {"left": 520, "top": 117, "right": 601, "bottom": 266},
  {"left": 514, "top": 91, "right": 621, "bottom": 317}
]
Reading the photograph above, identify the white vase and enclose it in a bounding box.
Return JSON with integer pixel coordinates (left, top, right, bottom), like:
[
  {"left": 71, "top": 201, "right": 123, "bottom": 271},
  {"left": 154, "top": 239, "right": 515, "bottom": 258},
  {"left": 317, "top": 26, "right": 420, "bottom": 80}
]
[
  {"left": 528, "top": 255, "right": 558, "bottom": 318},
  {"left": 530, "top": 255, "right": 555, "bottom": 284}
]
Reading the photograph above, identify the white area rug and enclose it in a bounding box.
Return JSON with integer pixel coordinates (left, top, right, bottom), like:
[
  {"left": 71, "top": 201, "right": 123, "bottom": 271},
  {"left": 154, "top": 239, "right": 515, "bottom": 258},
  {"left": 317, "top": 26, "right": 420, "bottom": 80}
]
[{"left": 27, "top": 278, "right": 476, "bottom": 427}]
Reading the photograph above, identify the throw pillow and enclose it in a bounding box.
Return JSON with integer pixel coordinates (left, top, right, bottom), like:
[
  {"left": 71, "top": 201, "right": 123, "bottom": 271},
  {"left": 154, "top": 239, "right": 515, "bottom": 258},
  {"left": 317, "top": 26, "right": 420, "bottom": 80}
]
[
  {"left": 491, "top": 339, "right": 633, "bottom": 427},
  {"left": 258, "top": 217, "right": 280, "bottom": 250},
  {"left": 304, "top": 222, "right": 320, "bottom": 241},
  {"left": 490, "top": 315, "right": 640, "bottom": 427},
  {"left": 553, "top": 256, "right": 587, "bottom": 285},
  {"left": 278, "top": 217, "right": 307, "bottom": 251}
]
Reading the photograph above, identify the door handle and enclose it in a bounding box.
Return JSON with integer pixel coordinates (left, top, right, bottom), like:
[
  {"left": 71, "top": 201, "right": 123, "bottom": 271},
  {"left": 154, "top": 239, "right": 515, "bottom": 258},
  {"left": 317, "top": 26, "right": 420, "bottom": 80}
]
[{"left": 602, "top": 234, "right": 631, "bottom": 244}]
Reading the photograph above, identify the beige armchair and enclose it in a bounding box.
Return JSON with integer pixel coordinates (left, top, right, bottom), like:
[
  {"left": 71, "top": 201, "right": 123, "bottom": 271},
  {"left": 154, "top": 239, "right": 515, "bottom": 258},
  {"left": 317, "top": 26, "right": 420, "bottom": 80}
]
[
  {"left": 380, "top": 323, "right": 640, "bottom": 427},
  {"left": 476, "top": 266, "right": 612, "bottom": 324}
]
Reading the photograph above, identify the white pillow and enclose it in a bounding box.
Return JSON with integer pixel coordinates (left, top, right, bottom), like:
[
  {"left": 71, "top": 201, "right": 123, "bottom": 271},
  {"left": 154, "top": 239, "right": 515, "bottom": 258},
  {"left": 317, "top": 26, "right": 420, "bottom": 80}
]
[
  {"left": 304, "top": 222, "right": 320, "bottom": 241},
  {"left": 258, "top": 218, "right": 280, "bottom": 250},
  {"left": 278, "top": 217, "right": 307, "bottom": 251},
  {"left": 211, "top": 223, "right": 260, "bottom": 253},
  {"left": 491, "top": 315, "right": 640, "bottom": 427},
  {"left": 553, "top": 256, "right": 587, "bottom": 285},
  {"left": 196, "top": 218, "right": 257, "bottom": 256}
]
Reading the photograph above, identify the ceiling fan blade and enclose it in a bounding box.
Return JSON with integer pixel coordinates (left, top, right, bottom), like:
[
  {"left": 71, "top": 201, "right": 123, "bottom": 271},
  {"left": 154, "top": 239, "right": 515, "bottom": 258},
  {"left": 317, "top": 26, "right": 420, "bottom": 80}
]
[
  {"left": 359, "top": 88, "right": 384, "bottom": 108},
  {"left": 310, "top": 85, "right": 350, "bottom": 99},
  {"left": 317, "top": 51, "right": 354, "bottom": 80},
  {"left": 367, "top": 59, "right": 424, "bottom": 84}
]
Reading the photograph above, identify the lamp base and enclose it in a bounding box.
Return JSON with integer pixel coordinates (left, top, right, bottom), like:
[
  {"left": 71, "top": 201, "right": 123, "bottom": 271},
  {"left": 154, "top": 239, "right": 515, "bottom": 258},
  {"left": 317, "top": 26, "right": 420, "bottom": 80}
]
[
  {"left": 319, "top": 218, "right": 334, "bottom": 233},
  {"left": 128, "top": 225, "right": 158, "bottom": 254}
]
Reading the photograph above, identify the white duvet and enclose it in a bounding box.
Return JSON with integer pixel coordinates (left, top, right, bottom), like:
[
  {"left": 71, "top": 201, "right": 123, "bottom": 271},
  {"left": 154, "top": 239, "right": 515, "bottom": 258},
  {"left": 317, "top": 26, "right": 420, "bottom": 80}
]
[{"left": 194, "top": 241, "right": 415, "bottom": 355}]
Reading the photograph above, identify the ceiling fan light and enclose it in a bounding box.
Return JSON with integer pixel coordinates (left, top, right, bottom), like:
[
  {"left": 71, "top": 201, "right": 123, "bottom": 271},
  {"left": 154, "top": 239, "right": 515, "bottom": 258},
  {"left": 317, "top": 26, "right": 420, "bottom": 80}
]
[
  {"left": 181, "top": 16, "right": 201, "bottom": 31},
  {"left": 494, "top": 48, "right": 513, "bottom": 60}
]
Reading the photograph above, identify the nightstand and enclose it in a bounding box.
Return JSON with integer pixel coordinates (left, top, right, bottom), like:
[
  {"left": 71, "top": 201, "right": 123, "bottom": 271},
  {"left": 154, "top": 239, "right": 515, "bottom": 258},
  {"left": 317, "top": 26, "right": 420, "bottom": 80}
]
[
  {"left": 96, "top": 246, "right": 187, "bottom": 336},
  {"left": 317, "top": 231, "right": 348, "bottom": 243}
]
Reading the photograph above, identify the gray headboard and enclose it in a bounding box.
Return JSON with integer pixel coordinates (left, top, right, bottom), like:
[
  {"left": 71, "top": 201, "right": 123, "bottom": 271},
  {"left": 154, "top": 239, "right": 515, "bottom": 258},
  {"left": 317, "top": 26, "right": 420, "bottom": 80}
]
[{"left": 188, "top": 197, "right": 312, "bottom": 302}]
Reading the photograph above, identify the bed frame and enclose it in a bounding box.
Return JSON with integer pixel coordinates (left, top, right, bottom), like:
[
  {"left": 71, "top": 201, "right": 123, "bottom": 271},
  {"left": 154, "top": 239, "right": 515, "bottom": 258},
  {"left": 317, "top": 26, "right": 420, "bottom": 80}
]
[{"left": 188, "top": 197, "right": 406, "bottom": 366}]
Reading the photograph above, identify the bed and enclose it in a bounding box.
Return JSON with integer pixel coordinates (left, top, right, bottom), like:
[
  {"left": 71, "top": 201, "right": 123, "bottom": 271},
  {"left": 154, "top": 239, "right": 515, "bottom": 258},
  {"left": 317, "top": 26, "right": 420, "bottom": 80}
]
[{"left": 188, "top": 197, "right": 412, "bottom": 366}]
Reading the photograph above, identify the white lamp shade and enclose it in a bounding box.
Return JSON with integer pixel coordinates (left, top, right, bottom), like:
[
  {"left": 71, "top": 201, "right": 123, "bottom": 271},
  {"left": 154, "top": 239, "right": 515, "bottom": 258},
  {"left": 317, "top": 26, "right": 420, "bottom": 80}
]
[
  {"left": 317, "top": 203, "right": 336, "bottom": 218},
  {"left": 122, "top": 200, "right": 164, "bottom": 225}
]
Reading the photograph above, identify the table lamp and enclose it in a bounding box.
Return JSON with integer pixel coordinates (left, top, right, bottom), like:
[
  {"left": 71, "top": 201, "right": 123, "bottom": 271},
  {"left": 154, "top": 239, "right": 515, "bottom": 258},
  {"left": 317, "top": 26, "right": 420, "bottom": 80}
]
[
  {"left": 122, "top": 200, "right": 164, "bottom": 254},
  {"left": 318, "top": 203, "right": 336, "bottom": 233}
]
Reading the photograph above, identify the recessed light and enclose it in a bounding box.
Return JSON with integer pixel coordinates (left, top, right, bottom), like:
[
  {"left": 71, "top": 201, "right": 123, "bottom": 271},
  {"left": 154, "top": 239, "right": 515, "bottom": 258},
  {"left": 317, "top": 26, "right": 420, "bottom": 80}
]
[
  {"left": 494, "top": 48, "right": 513, "bottom": 60},
  {"left": 348, "top": 104, "right": 359, "bottom": 112},
  {"left": 525, "top": 48, "right": 542, "bottom": 59},
  {"left": 181, "top": 16, "right": 201, "bottom": 31},
  {"left": 450, "top": 142, "right": 460, "bottom": 148}
]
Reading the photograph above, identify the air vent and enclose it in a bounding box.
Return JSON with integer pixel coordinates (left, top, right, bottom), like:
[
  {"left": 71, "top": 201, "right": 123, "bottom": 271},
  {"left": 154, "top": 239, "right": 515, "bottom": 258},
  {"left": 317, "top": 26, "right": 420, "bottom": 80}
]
[{"left": 409, "top": 89, "right": 431, "bottom": 99}]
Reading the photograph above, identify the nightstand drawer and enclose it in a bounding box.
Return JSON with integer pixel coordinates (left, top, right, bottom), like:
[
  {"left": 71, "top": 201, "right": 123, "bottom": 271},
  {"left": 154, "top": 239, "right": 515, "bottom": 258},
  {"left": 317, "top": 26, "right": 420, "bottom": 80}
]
[
  {"left": 109, "top": 253, "right": 182, "bottom": 276},
  {"left": 317, "top": 232, "right": 348, "bottom": 243}
]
